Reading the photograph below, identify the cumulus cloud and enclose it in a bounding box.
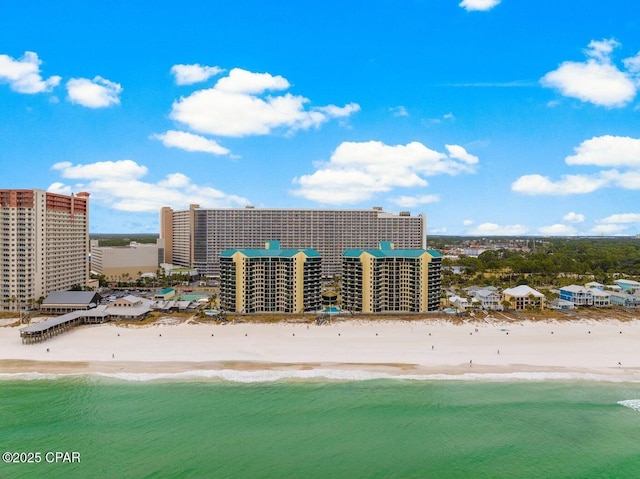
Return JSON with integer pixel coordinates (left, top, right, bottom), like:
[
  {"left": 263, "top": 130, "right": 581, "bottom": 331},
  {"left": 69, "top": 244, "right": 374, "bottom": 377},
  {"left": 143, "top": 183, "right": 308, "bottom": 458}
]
[
  {"left": 151, "top": 130, "right": 230, "bottom": 156},
  {"left": 52, "top": 159, "right": 147, "bottom": 180},
  {"left": 291, "top": 140, "right": 478, "bottom": 204},
  {"left": 511, "top": 173, "right": 608, "bottom": 195},
  {"left": 170, "top": 63, "right": 224, "bottom": 85},
  {"left": 565, "top": 135, "right": 640, "bottom": 168},
  {"left": 541, "top": 38, "right": 638, "bottom": 108},
  {"left": 538, "top": 224, "right": 577, "bottom": 236},
  {"left": 463, "top": 219, "right": 474, "bottom": 226},
  {"left": 590, "top": 224, "right": 628, "bottom": 235},
  {"left": 49, "top": 159, "right": 249, "bottom": 212},
  {"left": 563, "top": 212, "right": 585, "bottom": 223},
  {"left": 459, "top": 0, "right": 501, "bottom": 11},
  {"left": 170, "top": 67, "right": 359, "bottom": 137},
  {"left": 66, "top": 76, "right": 122, "bottom": 108},
  {"left": 512, "top": 135, "right": 640, "bottom": 195},
  {"left": 389, "top": 194, "right": 440, "bottom": 208},
  {"left": 466, "top": 223, "right": 529, "bottom": 236},
  {"left": 597, "top": 213, "right": 640, "bottom": 224},
  {"left": 0, "top": 51, "right": 60, "bottom": 93}
]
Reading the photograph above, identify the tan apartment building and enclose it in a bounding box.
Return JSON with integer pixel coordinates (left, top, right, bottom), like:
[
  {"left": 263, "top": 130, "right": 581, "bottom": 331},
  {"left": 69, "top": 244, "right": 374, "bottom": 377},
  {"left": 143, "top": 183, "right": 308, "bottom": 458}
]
[
  {"left": 0, "top": 189, "right": 90, "bottom": 311},
  {"left": 219, "top": 241, "right": 322, "bottom": 313},
  {"left": 161, "top": 205, "right": 425, "bottom": 277},
  {"left": 341, "top": 242, "right": 442, "bottom": 313},
  {"left": 90, "top": 240, "right": 164, "bottom": 281}
]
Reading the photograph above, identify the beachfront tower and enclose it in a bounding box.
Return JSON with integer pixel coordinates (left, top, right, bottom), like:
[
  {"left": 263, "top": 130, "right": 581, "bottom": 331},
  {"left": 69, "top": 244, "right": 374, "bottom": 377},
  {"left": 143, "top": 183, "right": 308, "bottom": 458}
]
[
  {"left": 219, "top": 241, "right": 322, "bottom": 313},
  {"left": 341, "top": 241, "right": 442, "bottom": 313},
  {"left": 0, "top": 189, "right": 90, "bottom": 312},
  {"left": 160, "top": 205, "right": 425, "bottom": 277}
]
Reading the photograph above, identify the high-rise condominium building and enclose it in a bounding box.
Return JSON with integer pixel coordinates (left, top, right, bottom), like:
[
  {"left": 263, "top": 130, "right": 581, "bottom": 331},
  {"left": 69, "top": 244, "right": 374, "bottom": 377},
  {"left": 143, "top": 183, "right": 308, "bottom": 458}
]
[
  {"left": 160, "top": 205, "right": 425, "bottom": 277},
  {"left": 0, "top": 189, "right": 90, "bottom": 311},
  {"left": 342, "top": 242, "right": 442, "bottom": 313},
  {"left": 219, "top": 241, "right": 322, "bottom": 313}
]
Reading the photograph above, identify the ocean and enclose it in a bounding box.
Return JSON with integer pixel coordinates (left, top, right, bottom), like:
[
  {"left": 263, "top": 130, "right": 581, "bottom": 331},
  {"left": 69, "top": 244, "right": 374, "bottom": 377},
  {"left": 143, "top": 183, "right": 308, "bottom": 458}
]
[{"left": 2, "top": 374, "right": 640, "bottom": 478}]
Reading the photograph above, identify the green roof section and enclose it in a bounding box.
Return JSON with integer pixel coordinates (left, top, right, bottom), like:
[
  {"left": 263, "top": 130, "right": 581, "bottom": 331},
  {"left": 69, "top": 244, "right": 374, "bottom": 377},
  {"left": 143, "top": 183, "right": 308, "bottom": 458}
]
[
  {"left": 343, "top": 242, "right": 442, "bottom": 259},
  {"left": 220, "top": 241, "right": 320, "bottom": 259}
]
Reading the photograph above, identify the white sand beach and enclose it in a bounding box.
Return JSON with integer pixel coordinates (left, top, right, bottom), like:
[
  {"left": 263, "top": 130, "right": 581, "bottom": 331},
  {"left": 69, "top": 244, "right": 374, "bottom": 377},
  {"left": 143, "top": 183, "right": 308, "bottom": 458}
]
[{"left": 2, "top": 317, "right": 640, "bottom": 380}]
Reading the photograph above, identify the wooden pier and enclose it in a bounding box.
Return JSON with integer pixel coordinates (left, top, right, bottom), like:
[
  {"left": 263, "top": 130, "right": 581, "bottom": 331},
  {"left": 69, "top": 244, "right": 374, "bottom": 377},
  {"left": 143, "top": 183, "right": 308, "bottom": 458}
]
[{"left": 19, "top": 310, "right": 109, "bottom": 344}]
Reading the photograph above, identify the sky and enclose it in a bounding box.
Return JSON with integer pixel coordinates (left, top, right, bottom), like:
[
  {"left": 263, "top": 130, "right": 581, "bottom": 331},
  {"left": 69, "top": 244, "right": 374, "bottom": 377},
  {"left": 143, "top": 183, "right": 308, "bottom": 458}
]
[{"left": 1, "top": 0, "right": 640, "bottom": 237}]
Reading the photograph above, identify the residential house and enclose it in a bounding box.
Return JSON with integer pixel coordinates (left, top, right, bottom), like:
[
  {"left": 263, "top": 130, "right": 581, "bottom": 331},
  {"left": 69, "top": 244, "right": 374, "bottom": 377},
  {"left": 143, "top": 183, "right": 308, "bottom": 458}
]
[{"left": 502, "top": 285, "right": 545, "bottom": 310}]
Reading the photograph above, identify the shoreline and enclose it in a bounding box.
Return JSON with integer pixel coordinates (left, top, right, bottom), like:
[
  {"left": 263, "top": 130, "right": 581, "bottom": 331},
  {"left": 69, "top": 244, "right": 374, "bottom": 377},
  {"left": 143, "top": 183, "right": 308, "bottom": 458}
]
[{"left": 2, "top": 316, "right": 640, "bottom": 382}]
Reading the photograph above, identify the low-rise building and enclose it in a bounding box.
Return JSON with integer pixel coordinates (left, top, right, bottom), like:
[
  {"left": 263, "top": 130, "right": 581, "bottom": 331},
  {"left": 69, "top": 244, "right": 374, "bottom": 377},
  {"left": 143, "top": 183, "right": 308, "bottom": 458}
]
[
  {"left": 473, "top": 289, "right": 503, "bottom": 311},
  {"left": 614, "top": 279, "right": 640, "bottom": 293},
  {"left": 559, "top": 285, "right": 593, "bottom": 306},
  {"left": 90, "top": 240, "right": 164, "bottom": 281},
  {"left": 608, "top": 291, "right": 640, "bottom": 308},
  {"left": 502, "top": 285, "right": 545, "bottom": 310},
  {"left": 40, "top": 291, "right": 102, "bottom": 315}
]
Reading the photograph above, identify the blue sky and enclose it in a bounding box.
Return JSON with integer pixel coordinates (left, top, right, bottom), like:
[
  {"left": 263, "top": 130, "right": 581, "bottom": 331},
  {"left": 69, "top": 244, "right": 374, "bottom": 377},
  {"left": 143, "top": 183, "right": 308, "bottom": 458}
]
[{"left": 2, "top": 0, "right": 640, "bottom": 236}]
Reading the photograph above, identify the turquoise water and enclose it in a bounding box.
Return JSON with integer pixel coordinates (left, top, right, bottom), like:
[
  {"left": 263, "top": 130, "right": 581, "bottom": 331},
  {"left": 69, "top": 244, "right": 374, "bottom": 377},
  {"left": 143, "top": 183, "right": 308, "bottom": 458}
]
[{"left": 2, "top": 377, "right": 640, "bottom": 478}]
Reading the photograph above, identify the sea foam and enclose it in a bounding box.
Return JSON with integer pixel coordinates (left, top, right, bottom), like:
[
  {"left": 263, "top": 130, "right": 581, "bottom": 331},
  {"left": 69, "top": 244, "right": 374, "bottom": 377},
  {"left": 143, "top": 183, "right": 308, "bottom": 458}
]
[
  {"left": 617, "top": 399, "right": 640, "bottom": 411},
  {"left": 2, "top": 369, "right": 640, "bottom": 383}
]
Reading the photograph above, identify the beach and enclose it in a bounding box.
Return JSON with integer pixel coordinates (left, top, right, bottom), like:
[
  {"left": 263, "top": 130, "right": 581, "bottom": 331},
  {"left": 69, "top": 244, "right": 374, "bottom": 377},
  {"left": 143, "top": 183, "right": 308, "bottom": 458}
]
[{"left": 2, "top": 317, "right": 640, "bottom": 380}]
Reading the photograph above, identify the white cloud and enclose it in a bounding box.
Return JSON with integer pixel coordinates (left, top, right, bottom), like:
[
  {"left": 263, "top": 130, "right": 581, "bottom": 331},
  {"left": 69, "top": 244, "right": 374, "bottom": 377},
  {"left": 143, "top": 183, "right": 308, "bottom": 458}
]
[
  {"left": 463, "top": 219, "right": 474, "bottom": 226},
  {"left": 566, "top": 135, "right": 640, "bottom": 168},
  {"left": 390, "top": 194, "right": 440, "bottom": 208},
  {"left": 459, "top": 0, "right": 501, "bottom": 12},
  {"left": 511, "top": 173, "right": 608, "bottom": 195},
  {"left": 291, "top": 141, "right": 478, "bottom": 204},
  {"left": 66, "top": 76, "right": 122, "bottom": 108},
  {"left": 445, "top": 144, "right": 479, "bottom": 164},
  {"left": 563, "top": 212, "right": 585, "bottom": 223},
  {"left": 49, "top": 159, "right": 249, "bottom": 213},
  {"left": 390, "top": 106, "right": 408, "bottom": 117},
  {"left": 541, "top": 38, "right": 637, "bottom": 108},
  {"left": 52, "top": 159, "right": 147, "bottom": 179},
  {"left": 513, "top": 135, "right": 640, "bottom": 196},
  {"left": 601, "top": 169, "right": 640, "bottom": 189},
  {"left": 151, "top": 130, "right": 230, "bottom": 155},
  {"left": 590, "top": 224, "right": 628, "bottom": 235},
  {"left": 597, "top": 213, "right": 640, "bottom": 224},
  {"left": 170, "top": 63, "right": 224, "bottom": 85},
  {"left": 538, "top": 224, "right": 577, "bottom": 236},
  {"left": 170, "top": 67, "right": 359, "bottom": 137},
  {"left": 0, "top": 51, "right": 60, "bottom": 93},
  {"left": 623, "top": 52, "right": 640, "bottom": 74},
  {"left": 466, "top": 223, "right": 529, "bottom": 236}
]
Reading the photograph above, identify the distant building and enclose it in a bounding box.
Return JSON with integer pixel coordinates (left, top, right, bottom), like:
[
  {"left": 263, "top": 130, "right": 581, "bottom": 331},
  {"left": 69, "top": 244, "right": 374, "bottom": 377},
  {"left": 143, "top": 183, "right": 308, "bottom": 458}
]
[
  {"left": 90, "top": 240, "right": 164, "bottom": 281},
  {"left": 341, "top": 241, "right": 442, "bottom": 313},
  {"left": 1, "top": 189, "right": 90, "bottom": 311},
  {"left": 219, "top": 241, "right": 322, "bottom": 313},
  {"left": 502, "top": 285, "right": 545, "bottom": 310},
  {"left": 160, "top": 205, "right": 425, "bottom": 277}
]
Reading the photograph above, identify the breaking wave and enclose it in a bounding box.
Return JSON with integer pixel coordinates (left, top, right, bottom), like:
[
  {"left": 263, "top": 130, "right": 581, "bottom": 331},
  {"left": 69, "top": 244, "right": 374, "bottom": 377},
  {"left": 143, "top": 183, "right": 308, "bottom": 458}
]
[{"left": 2, "top": 369, "right": 640, "bottom": 383}]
